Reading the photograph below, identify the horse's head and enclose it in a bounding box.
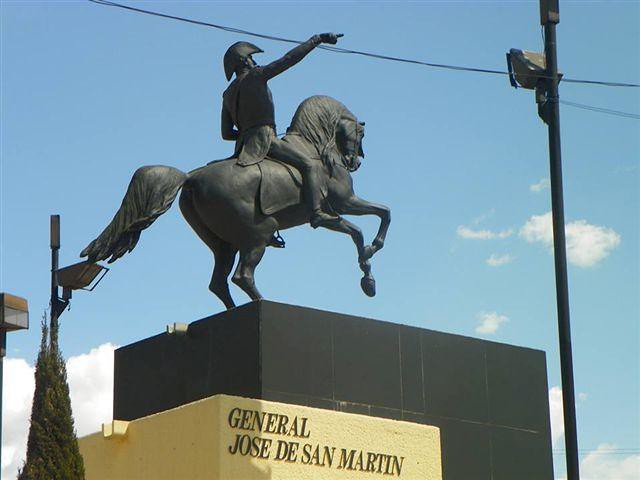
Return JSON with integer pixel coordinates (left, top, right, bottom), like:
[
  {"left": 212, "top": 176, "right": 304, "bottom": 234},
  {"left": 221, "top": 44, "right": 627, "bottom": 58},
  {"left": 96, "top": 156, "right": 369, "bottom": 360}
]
[
  {"left": 335, "top": 116, "right": 365, "bottom": 172},
  {"left": 288, "top": 96, "right": 365, "bottom": 173}
]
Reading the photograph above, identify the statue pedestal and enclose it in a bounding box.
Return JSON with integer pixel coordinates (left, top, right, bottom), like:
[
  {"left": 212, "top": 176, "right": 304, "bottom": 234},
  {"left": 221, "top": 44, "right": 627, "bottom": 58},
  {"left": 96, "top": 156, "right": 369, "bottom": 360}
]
[
  {"left": 80, "top": 394, "right": 442, "bottom": 479},
  {"left": 80, "top": 301, "right": 554, "bottom": 479}
]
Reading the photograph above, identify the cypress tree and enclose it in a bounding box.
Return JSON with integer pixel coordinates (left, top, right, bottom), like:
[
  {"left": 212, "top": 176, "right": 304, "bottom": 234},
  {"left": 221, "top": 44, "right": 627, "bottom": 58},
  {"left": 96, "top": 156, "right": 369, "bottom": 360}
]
[{"left": 18, "top": 314, "right": 85, "bottom": 480}]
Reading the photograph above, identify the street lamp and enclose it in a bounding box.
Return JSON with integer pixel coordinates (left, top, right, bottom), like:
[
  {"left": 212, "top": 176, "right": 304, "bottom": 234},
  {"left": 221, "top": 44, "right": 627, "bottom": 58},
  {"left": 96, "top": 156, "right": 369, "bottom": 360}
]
[
  {"left": 0, "top": 292, "right": 29, "bottom": 449},
  {"left": 507, "top": 48, "right": 547, "bottom": 89},
  {"left": 0, "top": 293, "right": 29, "bottom": 337},
  {"left": 506, "top": 48, "right": 562, "bottom": 122},
  {"left": 56, "top": 260, "right": 108, "bottom": 306},
  {"left": 50, "top": 215, "right": 108, "bottom": 320}
]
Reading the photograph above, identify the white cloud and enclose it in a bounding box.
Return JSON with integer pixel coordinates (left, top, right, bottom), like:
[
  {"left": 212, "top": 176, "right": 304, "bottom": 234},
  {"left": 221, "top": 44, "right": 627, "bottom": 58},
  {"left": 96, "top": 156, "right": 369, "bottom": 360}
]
[
  {"left": 565, "top": 220, "right": 621, "bottom": 267},
  {"left": 473, "top": 208, "right": 495, "bottom": 225},
  {"left": 475, "top": 311, "right": 509, "bottom": 334},
  {"left": 486, "top": 253, "right": 514, "bottom": 267},
  {"left": 549, "top": 386, "right": 565, "bottom": 446},
  {"left": 558, "top": 444, "right": 640, "bottom": 480},
  {"left": 530, "top": 178, "right": 550, "bottom": 192},
  {"left": 67, "top": 344, "right": 116, "bottom": 437},
  {"left": 580, "top": 444, "right": 640, "bottom": 480},
  {"left": 1, "top": 344, "right": 116, "bottom": 480},
  {"left": 1, "top": 358, "right": 34, "bottom": 480},
  {"left": 520, "top": 212, "right": 621, "bottom": 267},
  {"left": 549, "top": 386, "right": 589, "bottom": 450},
  {"left": 613, "top": 164, "right": 638, "bottom": 174},
  {"left": 457, "top": 225, "right": 514, "bottom": 240}
]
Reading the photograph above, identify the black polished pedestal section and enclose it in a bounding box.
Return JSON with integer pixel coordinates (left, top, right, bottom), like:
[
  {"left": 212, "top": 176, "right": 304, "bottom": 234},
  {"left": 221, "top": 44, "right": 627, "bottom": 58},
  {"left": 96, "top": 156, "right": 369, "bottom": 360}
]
[{"left": 114, "top": 300, "right": 554, "bottom": 480}]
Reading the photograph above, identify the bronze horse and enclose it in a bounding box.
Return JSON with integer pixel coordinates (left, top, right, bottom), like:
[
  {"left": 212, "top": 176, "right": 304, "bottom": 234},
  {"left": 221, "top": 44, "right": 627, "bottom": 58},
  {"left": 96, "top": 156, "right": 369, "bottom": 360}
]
[{"left": 81, "top": 96, "right": 390, "bottom": 309}]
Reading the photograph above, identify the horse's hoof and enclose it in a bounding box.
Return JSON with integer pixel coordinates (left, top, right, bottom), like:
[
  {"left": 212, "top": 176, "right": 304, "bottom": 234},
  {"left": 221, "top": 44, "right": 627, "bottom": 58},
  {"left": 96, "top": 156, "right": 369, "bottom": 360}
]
[{"left": 361, "top": 275, "right": 376, "bottom": 297}]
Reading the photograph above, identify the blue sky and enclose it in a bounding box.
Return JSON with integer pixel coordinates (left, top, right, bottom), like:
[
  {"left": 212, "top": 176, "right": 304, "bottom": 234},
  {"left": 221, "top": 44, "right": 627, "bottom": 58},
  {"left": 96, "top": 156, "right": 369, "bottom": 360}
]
[{"left": 1, "top": 1, "right": 638, "bottom": 478}]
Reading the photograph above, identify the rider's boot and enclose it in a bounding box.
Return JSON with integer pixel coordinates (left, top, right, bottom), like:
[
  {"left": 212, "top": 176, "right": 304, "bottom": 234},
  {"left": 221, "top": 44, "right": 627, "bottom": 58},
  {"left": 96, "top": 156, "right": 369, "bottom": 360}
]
[
  {"left": 310, "top": 209, "right": 340, "bottom": 229},
  {"left": 306, "top": 164, "right": 340, "bottom": 229}
]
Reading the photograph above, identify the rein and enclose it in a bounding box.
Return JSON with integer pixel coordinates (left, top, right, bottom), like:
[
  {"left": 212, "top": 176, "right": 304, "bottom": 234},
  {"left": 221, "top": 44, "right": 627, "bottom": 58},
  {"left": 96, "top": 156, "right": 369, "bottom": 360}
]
[{"left": 339, "top": 118, "right": 361, "bottom": 172}]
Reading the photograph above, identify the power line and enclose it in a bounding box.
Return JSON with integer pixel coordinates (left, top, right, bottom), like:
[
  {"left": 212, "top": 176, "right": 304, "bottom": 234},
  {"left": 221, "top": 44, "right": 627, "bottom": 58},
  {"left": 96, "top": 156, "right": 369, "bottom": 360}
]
[
  {"left": 560, "top": 99, "right": 640, "bottom": 120},
  {"left": 87, "top": 0, "right": 640, "bottom": 120},
  {"left": 553, "top": 448, "right": 640, "bottom": 456},
  {"left": 553, "top": 447, "right": 640, "bottom": 452},
  {"left": 88, "top": 0, "right": 639, "bottom": 88},
  {"left": 563, "top": 77, "right": 639, "bottom": 87}
]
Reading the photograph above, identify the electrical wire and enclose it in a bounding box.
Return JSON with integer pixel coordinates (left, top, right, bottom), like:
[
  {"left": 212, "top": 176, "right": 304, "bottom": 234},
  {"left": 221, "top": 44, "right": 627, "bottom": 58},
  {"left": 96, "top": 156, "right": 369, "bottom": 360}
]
[
  {"left": 88, "top": 0, "right": 639, "bottom": 88},
  {"left": 553, "top": 448, "right": 640, "bottom": 456},
  {"left": 87, "top": 0, "right": 640, "bottom": 120},
  {"left": 560, "top": 99, "right": 640, "bottom": 120},
  {"left": 563, "top": 78, "right": 639, "bottom": 87}
]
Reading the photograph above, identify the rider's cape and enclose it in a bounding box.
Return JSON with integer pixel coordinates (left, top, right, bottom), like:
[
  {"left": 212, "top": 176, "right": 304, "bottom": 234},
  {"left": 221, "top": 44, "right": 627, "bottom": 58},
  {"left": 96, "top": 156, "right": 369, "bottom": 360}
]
[{"left": 234, "top": 125, "right": 276, "bottom": 167}]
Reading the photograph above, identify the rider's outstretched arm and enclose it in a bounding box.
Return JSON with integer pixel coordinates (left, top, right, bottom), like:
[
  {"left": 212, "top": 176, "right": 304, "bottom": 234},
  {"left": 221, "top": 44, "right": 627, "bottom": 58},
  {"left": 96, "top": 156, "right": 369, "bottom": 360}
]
[{"left": 261, "top": 33, "right": 341, "bottom": 80}]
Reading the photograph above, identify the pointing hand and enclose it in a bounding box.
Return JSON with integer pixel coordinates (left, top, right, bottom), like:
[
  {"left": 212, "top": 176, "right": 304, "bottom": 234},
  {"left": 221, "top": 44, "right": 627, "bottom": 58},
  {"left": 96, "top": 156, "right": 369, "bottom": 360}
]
[{"left": 318, "top": 33, "right": 343, "bottom": 45}]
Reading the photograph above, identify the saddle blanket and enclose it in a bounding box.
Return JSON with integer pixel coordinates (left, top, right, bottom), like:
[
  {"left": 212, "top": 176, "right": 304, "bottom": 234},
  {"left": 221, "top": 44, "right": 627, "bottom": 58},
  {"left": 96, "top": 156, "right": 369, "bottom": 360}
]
[{"left": 257, "top": 158, "right": 304, "bottom": 215}]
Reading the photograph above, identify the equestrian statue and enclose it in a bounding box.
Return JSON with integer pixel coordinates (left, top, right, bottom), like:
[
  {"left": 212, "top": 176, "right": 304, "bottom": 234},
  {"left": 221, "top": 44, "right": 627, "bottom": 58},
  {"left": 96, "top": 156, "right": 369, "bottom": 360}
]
[{"left": 80, "top": 33, "right": 391, "bottom": 309}]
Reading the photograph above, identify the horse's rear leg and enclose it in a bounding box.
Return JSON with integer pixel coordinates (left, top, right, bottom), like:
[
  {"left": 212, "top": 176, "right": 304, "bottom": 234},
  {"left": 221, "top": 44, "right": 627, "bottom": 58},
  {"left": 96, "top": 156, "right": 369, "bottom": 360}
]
[
  {"left": 232, "top": 243, "right": 267, "bottom": 301},
  {"left": 211, "top": 243, "right": 238, "bottom": 309},
  {"left": 179, "top": 190, "right": 237, "bottom": 309}
]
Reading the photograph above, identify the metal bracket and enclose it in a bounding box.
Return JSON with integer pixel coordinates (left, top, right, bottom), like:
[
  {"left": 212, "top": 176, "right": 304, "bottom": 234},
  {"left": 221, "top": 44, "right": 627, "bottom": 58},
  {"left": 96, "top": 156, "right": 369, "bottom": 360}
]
[{"left": 52, "top": 297, "right": 70, "bottom": 319}]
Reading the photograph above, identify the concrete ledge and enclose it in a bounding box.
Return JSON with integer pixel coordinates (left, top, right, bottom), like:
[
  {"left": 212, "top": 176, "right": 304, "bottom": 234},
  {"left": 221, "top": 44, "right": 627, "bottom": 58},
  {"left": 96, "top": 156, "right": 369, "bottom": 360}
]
[
  {"left": 101, "top": 420, "right": 129, "bottom": 439},
  {"left": 80, "top": 394, "right": 442, "bottom": 480}
]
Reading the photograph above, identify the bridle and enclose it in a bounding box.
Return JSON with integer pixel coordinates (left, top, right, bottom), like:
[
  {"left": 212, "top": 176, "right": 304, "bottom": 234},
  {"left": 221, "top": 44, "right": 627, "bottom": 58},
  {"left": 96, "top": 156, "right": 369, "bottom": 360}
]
[
  {"left": 287, "top": 115, "right": 363, "bottom": 173},
  {"left": 337, "top": 119, "right": 362, "bottom": 173}
]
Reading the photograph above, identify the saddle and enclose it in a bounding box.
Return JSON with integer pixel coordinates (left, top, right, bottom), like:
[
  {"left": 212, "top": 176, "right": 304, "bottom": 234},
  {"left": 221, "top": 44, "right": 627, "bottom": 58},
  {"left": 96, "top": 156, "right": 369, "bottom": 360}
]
[{"left": 257, "top": 158, "right": 304, "bottom": 215}]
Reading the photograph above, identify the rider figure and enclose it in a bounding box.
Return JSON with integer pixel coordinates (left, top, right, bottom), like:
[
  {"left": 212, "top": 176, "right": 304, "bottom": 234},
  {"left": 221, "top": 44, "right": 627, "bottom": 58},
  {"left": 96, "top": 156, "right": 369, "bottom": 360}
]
[{"left": 221, "top": 34, "right": 343, "bottom": 229}]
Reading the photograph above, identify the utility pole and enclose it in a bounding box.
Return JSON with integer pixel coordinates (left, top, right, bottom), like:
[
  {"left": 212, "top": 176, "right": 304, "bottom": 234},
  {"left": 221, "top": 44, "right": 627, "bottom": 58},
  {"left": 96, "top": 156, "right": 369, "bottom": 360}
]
[
  {"left": 50, "top": 215, "right": 65, "bottom": 342},
  {"left": 507, "top": 4, "right": 580, "bottom": 476},
  {"left": 540, "top": 1, "right": 580, "bottom": 479}
]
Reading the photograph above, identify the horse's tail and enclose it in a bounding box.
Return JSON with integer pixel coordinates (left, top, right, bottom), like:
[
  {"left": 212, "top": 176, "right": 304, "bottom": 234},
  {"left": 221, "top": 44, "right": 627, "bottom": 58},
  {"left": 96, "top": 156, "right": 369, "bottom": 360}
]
[{"left": 80, "top": 165, "right": 187, "bottom": 263}]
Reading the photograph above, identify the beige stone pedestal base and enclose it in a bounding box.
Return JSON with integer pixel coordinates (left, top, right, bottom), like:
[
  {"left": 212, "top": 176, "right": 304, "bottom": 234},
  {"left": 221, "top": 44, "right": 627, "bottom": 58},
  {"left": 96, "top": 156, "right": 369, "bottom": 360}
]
[{"left": 79, "top": 394, "right": 441, "bottom": 480}]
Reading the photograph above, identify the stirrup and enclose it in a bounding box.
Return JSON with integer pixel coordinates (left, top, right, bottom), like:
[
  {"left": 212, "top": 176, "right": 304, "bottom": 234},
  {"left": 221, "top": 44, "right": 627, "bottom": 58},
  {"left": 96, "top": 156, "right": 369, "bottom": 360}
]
[{"left": 268, "top": 231, "right": 286, "bottom": 248}]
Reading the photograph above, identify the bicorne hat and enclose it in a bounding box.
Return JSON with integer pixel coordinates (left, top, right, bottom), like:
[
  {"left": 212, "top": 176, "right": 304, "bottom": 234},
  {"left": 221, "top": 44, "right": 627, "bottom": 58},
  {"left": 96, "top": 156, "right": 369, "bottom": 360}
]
[{"left": 223, "top": 41, "right": 263, "bottom": 81}]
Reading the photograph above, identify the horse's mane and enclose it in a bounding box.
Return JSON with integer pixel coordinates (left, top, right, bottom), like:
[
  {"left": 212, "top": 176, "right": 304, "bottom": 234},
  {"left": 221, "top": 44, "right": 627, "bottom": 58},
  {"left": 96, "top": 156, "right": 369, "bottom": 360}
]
[{"left": 288, "top": 96, "right": 355, "bottom": 164}]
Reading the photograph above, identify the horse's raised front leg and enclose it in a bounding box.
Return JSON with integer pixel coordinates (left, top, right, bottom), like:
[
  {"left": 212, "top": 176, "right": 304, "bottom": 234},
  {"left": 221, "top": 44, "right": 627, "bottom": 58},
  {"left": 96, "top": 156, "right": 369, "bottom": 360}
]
[
  {"left": 336, "top": 195, "right": 391, "bottom": 261},
  {"left": 323, "top": 218, "right": 376, "bottom": 297}
]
